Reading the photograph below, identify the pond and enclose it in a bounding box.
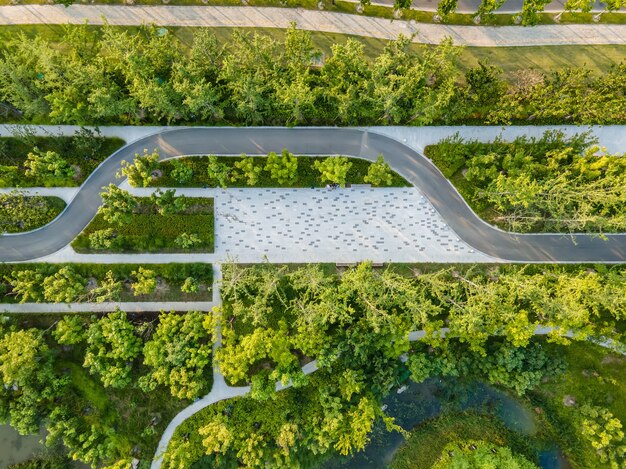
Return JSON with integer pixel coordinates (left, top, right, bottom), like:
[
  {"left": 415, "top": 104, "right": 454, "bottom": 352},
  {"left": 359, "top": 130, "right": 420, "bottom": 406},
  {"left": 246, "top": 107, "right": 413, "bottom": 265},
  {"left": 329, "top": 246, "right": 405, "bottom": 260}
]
[
  {"left": 325, "top": 378, "right": 569, "bottom": 469},
  {"left": 0, "top": 424, "right": 46, "bottom": 468}
]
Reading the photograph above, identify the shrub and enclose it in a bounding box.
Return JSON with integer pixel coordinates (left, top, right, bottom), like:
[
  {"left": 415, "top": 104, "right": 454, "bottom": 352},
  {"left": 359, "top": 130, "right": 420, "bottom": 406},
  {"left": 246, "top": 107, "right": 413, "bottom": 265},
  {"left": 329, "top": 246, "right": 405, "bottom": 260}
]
[
  {"left": 314, "top": 156, "right": 352, "bottom": 185},
  {"left": 118, "top": 149, "right": 159, "bottom": 187},
  {"left": 181, "top": 277, "right": 200, "bottom": 293},
  {"left": 170, "top": 159, "right": 194, "bottom": 184},
  {"left": 175, "top": 232, "right": 202, "bottom": 249},
  {"left": 131, "top": 267, "right": 157, "bottom": 296},
  {"left": 364, "top": 154, "right": 393, "bottom": 186},
  {"left": 88, "top": 229, "right": 116, "bottom": 250},
  {"left": 265, "top": 150, "right": 298, "bottom": 185}
]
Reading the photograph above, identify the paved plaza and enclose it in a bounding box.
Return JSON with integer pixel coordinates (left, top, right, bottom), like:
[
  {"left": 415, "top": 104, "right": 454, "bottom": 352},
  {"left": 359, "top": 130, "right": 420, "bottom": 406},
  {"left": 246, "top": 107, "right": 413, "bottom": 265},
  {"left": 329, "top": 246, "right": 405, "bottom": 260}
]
[{"left": 211, "top": 187, "right": 492, "bottom": 263}]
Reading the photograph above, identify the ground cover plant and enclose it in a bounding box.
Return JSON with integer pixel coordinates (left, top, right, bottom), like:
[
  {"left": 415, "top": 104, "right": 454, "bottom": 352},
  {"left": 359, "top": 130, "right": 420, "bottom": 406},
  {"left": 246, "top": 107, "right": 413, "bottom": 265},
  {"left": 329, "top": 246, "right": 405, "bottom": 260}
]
[
  {"left": 0, "top": 193, "right": 65, "bottom": 233},
  {"left": 528, "top": 341, "right": 626, "bottom": 468},
  {"left": 164, "top": 262, "right": 625, "bottom": 468},
  {"left": 2, "top": 25, "right": 626, "bottom": 126},
  {"left": 0, "top": 263, "right": 213, "bottom": 303},
  {"left": 426, "top": 130, "right": 626, "bottom": 233},
  {"left": 0, "top": 310, "right": 214, "bottom": 468},
  {"left": 72, "top": 190, "right": 214, "bottom": 253},
  {"left": 152, "top": 153, "right": 408, "bottom": 188},
  {"left": 0, "top": 128, "right": 124, "bottom": 187},
  {"left": 390, "top": 412, "right": 544, "bottom": 469}
]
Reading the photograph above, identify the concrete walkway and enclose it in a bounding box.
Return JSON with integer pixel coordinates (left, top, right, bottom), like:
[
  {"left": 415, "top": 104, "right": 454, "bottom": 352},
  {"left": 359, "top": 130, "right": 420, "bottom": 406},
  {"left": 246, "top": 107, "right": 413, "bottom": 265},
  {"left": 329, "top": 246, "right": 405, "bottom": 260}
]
[{"left": 2, "top": 5, "right": 626, "bottom": 46}]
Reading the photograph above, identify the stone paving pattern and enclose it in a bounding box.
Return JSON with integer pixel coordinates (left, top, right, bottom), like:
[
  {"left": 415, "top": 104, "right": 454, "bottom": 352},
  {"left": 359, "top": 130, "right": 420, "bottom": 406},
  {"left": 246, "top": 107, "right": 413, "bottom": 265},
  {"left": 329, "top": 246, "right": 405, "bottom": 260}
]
[{"left": 212, "top": 187, "right": 490, "bottom": 263}]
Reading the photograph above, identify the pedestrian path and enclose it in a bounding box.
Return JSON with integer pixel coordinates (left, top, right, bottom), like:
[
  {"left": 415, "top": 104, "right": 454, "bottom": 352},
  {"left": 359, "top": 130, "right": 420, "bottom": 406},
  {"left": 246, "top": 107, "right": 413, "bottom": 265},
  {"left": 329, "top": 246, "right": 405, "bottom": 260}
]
[
  {"left": 2, "top": 5, "right": 626, "bottom": 46},
  {"left": 21, "top": 186, "right": 494, "bottom": 265},
  {"left": 150, "top": 323, "right": 626, "bottom": 469}
]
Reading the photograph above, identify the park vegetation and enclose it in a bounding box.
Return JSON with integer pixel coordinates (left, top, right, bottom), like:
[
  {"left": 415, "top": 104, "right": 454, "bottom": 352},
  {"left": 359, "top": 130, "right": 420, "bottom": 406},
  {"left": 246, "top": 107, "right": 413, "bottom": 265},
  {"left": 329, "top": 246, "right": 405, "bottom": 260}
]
[
  {"left": 72, "top": 187, "right": 214, "bottom": 253},
  {"left": 0, "top": 310, "right": 214, "bottom": 468},
  {"left": 0, "top": 192, "right": 65, "bottom": 233},
  {"left": 153, "top": 151, "right": 406, "bottom": 188},
  {"left": 0, "top": 128, "right": 124, "bottom": 187},
  {"left": 426, "top": 131, "right": 626, "bottom": 233},
  {"left": 0, "top": 263, "right": 213, "bottom": 303},
  {"left": 2, "top": 25, "right": 626, "bottom": 127},
  {"left": 162, "top": 262, "right": 626, "bottom": 468}
]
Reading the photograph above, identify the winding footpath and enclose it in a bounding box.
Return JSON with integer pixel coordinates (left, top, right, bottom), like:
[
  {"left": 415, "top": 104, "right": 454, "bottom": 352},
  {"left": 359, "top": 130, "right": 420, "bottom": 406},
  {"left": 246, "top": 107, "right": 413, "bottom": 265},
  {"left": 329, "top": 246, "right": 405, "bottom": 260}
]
[
  {"left": 151, "top": 320, "right": 626, "bottom": 469},
  {"left": 2, "top": 126, "right": 626, "bottom": 263},
  {"left": 2, "top": 5, "right": 626, "bottom": 47}
]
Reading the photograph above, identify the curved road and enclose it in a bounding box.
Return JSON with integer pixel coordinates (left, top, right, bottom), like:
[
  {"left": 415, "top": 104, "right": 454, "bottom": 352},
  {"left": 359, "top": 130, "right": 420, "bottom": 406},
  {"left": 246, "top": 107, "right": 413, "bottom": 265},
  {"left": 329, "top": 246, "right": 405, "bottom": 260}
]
[{"left": 1, "top": 127, "right": 625, "bottom": 263}]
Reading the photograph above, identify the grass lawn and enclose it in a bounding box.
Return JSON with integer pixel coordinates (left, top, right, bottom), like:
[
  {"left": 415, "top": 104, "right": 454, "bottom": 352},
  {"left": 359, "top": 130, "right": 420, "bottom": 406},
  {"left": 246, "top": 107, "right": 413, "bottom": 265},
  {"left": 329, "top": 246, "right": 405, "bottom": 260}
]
[
  {"left": 0, "top": 263, "right": 213, "bottom": 303},
  {"left": 72, "top": 197, "right": 214, "bottom": 253},
  {"left": 389, "top": 411, "right": 543, "bottom": 469},
  {"left": 154, "top": 155, "right": 409, "bottom": 188},
  {"left": 529, "top": 340, "right": 626, "bottom": 468},
  {"left": 1, "top": 25, "right": 625, "bottom": 81},
  {"left": 0, "top": 136, "right": 125, "bottom": 187},
  {"left": 0, "top": 195, "right": 65, "bottom": 233}
]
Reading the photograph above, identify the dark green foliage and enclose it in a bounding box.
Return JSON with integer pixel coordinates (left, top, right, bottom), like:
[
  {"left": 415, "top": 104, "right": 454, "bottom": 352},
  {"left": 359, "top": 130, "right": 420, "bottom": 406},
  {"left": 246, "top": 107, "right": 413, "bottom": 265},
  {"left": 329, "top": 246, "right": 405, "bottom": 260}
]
[
  {"left": 407, "top": 339, "right": 566, "bottom": 396},
  {"left": 2, "top": 25, "right": 625, "bottom": 126},
  {"left": 0, "top": 263, "right": 213, "bottom": 303},
  {"left": 73, "top": 197, "right": 214, "bottom": 253},
  {"left": 154, "top": 155, "right": 409, "bottom": 188},
  {"left": 0, "top": 194, "right": 65, "bottom": 233},
  {"left": 7, "top": 455, "right": 71, "bottom": 469},
  {"left": 0, "top": 135, "right": 124, "bottom": 187}
]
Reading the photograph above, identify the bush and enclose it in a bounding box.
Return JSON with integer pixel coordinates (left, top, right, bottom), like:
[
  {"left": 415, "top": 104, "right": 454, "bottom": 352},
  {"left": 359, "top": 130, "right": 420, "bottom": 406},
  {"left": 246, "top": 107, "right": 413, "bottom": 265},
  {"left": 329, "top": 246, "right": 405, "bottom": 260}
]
[
  {"left": 314, "top": 156, "right": 352, "bottom": 185},
  {"left": 265, "top": 150, "right": 298, "bottom": 185},
  {"left": 0, "top": 193, "right": 65, "bottom": 233}
]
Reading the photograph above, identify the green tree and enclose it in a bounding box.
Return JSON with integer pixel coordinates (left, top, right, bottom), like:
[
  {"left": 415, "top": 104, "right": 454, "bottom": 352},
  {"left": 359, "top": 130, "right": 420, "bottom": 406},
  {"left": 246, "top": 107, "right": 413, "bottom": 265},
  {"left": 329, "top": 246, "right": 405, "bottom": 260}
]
[
  {"left": 88, "top": 228, "right": 116, "bottom": 250},
  {"left": 579, "top": 405, "right": 626, "bottom": 467},
  {"left": 314, "top": 157, "right": 353, "bottom": 185},
  {"left": 474, "top": 0, "right": 506, "bottom": 21},
  {"left": 364, "top": 155, "right": 393, "bottom": 186},
  {"left": 169, "top": 159, "right": 193, "bottom": 184},
  {"left": 171, "top": 30, "right": 224, "bottom": 122},
  {"left": 320, "top": 40, "right": 374, "bottom": 125},
  {"left": 24, "top": 148, "right": 75, "bottom": 181},
  {"left": 90, "top": 271, "right": 123, "bottom": 303},
  {"left": 83, "top": 310, "right": 142, "bottom": 388},
  {"left": 219, "top": 31, "right": 278, "bottom": 124},
  {"left": 206, "top": 155, "right": 231, "bottom": 188},
  {"left": 131, "top": 267, "right": 157, "bottom": 296},
  {"left": 42, "top": 266, "right": 87, "bottom": 303},
  {"left": 5, "top": 270, "right": 44, "bottom": 303},
  {"left": 118, "top": 149, "right": 160, "bottom": 187},
  {"left": 140, "top": 311, "right": 214, "bottom": 399},
  {"left": 234, "top": 154, "right": 262, "bottom": 186},
  {"left": 521, "top": 0, "right": 552, "bottom": 25},
  {"left": 99, "top": 185, "right": 137, "bottom": 226},
  {"left": 150, "top": 189, "right": 188, "bottom": 215},
  {"left": 0, "top": 328, "right": 65, "bottom": 435},
  {"left": 437, "top": 0, "right": 459, "bottom": 18},
  {"left": 53, "top": 315, "right": 87, "bottom": 345},
  {"left": 265, "top": 150, "right": 298, "bottom": 185}
]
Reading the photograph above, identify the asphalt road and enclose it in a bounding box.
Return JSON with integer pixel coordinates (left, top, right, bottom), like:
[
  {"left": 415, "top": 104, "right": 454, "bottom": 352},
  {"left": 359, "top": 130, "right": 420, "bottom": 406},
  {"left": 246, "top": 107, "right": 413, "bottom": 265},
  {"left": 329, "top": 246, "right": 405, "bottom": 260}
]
[{"left": 1, "top": 127, "right": 625, "bottom": 263}]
